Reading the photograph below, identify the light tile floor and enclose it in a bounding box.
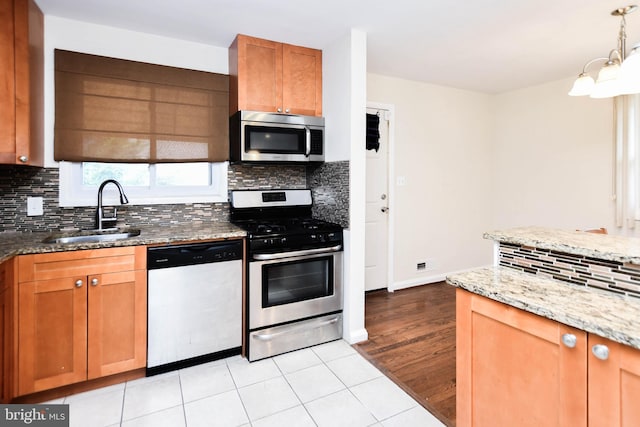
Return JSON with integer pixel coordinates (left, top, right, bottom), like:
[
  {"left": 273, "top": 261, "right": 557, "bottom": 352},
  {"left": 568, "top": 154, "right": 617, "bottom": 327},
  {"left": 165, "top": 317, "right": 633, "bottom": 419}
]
[{"left": 44, "top": 340, "right": 445, "bottom": 427}]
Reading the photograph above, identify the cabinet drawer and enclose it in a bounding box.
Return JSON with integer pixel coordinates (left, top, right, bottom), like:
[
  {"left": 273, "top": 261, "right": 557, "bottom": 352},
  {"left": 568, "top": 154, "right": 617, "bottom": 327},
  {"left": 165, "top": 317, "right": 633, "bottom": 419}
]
[{"left": 18, "top": 247, "right": 145, "bottom": 282}]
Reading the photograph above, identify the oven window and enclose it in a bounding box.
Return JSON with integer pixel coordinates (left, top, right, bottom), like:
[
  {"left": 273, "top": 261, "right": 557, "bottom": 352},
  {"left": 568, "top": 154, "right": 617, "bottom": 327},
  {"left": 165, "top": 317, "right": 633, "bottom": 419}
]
[
  {"left": 245, "top": 126, "right": 305, "bottom": 153},
  {"left": 262, "top": 256, "right": 333, "bottom": 307}
]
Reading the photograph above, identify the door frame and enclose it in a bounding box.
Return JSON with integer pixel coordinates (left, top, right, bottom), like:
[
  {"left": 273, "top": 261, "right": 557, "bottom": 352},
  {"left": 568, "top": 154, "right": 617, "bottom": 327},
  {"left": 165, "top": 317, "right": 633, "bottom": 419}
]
[{"left": 366, "top": 101, "right": 395, "bottom": 292}]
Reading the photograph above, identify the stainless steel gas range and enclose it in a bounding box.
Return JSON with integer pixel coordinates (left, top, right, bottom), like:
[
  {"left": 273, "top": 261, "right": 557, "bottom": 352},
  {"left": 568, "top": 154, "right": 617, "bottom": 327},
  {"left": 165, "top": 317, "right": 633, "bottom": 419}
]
[{"left": 230, "top": 189, "right": 343, "bottom": 361}]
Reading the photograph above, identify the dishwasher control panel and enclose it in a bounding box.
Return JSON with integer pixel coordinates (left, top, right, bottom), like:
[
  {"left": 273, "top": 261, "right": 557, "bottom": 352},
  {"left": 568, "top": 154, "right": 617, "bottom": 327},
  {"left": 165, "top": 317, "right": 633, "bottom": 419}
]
[{"left": 147, "top": 240, "right": 243, "bottom": 269}]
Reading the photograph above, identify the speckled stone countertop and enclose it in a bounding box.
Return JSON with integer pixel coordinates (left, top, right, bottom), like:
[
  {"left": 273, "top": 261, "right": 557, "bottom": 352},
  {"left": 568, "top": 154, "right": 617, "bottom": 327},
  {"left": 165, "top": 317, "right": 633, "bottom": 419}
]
[
  {"left": 484, "top": 226, "right": 640, "bottom": 264},
  {"left": 447, "top": 266, "right": 640, "bottom": 349},
  {"left": 448, "top": 225, "right": 640, "bottom": 350},
  {"left": 0, "top": 223, "right": 246, "bottom": 263}
]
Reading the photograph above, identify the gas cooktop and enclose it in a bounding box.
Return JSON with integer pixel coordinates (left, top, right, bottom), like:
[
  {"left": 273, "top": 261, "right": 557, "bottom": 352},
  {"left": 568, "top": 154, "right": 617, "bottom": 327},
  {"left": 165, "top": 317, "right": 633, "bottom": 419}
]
[{"left": 229, "top": 189, "right": 343, "bottom": 253}]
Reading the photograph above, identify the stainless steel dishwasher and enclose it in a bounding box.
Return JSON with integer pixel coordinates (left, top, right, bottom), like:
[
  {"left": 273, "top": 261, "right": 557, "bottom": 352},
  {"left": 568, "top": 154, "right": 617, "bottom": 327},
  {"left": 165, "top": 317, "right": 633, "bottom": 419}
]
[{"left": 146, "top": 240, "right": 243, "bottom": 375}]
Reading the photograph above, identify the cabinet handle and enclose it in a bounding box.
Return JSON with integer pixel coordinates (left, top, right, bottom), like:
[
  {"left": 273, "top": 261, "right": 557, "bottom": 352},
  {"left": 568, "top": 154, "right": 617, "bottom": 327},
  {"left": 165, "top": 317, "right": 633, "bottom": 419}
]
[
  {"left": 91, "top": 278, "right": 99, "bottom": 286},
  {"left": 592, "top": 344, "right": 610, "bottom": 360},
  {"left": 561, "top": 333, "right": 577, "bottom": 348},
  {"left": 75, "top": 279, "right": 83, "bottom": 288},
  {"left": 18, "top": 155, "right": 28, "bottom": 163}
]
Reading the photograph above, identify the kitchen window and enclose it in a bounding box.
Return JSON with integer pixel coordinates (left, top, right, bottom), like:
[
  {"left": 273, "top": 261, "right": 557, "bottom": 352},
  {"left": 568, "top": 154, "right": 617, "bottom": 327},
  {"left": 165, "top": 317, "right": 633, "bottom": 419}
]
[
  {"left": 614, "top": 94, "right": 640, "bottom": 227},
  {"left": 58, "top": 161, "right": 227, "bottom": 207},
  {"left": 54, "top": 50, "right": 230, "bottom": 206}
]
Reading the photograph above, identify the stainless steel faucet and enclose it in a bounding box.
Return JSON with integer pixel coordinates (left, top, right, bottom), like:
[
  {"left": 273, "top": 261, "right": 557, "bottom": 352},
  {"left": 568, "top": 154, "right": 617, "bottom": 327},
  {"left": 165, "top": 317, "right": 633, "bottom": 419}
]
[{"left": 96, "top": 179, "right": 129, "bottom": 230}]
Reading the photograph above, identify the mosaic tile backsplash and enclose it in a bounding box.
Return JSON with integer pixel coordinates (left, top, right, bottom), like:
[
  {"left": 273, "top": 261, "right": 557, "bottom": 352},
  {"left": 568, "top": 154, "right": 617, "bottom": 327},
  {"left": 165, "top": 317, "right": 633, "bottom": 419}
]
[
  {"left": 499, "top": 242, "right": 640, "bottom": 299},
  {"left": 0, "top": 161, "right": 350, "bottom": 232}
]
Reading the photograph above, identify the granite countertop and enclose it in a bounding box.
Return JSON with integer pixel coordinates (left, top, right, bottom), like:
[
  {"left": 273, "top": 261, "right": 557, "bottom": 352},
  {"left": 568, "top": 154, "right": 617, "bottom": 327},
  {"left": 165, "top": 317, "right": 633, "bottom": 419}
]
[
  {"left": 447, "top": 266, "right": 640, "bottom": 350},
  {"left": 0, "top": 222, "right": 246, "bottom": 263},
  {"left": 484, "top": 226, "right": 640, "bottom": 264}
]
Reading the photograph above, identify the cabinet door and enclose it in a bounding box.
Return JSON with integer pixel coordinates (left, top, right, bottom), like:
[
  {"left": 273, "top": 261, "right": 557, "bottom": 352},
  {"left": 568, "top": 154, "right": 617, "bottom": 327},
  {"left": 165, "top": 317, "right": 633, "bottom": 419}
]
[
  {"left": 282, "top": 43, "right": 322, "bottom": 116},
  {"left": 588, "top": 335, "right": 640, "bottom": 426},
  {"left": 18, "top": 277, "right": 87, "bottom": 395},
  {"left": 0, "top": 0, "right": 43, "bottom": 166},
  {"left": 0, "top": 0, "right": 17, "bottom": 162},
  {"left": 456, "top": 289, "right": 587, "bottom": 427},
  {"left": 234, "top": 35, "right": 283, "bottom": 113},
  {"left": 0, "top": 260, "right": 11, "bottom": 403},
  {"left": 87, "top": 270, "right": 147, "bottom": 379}
]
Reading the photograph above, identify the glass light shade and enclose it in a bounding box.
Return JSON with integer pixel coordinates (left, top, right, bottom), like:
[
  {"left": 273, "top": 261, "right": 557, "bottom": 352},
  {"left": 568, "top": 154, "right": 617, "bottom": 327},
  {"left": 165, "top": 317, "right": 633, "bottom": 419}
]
[
  {"left": 568, "top": 74, "right": 595, "bottom": 96},
  {"left": 590, "top": 62, "right": 622, "bottom": 98},
  {"left": 618, "top": 46, "right": 640, "bottom": 95}
]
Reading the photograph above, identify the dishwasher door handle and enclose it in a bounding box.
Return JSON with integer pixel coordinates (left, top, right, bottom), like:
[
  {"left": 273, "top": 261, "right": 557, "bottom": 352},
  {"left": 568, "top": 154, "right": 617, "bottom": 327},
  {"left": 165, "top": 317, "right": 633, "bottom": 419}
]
[{"left": 252, "top": 245, "right": 342, "bottom": 261}]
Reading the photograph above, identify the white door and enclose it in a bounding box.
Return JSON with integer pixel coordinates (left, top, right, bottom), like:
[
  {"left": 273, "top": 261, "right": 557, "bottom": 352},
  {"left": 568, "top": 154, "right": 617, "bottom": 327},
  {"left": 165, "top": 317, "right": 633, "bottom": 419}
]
[{"left": 365, "top": 107, "right": 390, "bottom": 291}]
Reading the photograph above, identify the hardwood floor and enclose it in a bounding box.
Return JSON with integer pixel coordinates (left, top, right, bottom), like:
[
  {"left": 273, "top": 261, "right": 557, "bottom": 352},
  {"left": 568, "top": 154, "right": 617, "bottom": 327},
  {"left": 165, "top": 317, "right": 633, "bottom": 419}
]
[{"left": 354, "top": 282, "right": 456, "bottom": 426}]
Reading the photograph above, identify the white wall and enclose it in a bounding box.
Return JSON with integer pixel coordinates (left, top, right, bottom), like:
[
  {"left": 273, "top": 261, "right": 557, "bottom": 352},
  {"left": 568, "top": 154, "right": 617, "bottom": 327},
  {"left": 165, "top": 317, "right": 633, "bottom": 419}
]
[
  {"left": 492, "top": 77, "right": 615, "bottom": 232},
  {"left": 43, "top": 16, "right": 229, "bottom": 167},
  {"left": 367, "top": 74, "right": 495, "bottom": 289},
  {"left": 323, "top": 30, "right": 368, "bottom": 343},
  {"left": 366, "top": 73, "right": 620, "bottom": 290}
]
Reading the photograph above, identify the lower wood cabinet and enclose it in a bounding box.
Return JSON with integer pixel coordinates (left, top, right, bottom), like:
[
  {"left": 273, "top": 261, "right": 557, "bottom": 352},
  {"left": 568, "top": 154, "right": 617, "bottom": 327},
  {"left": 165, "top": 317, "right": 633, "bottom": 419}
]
[
  {"left": 16, "top": 246, "right": 146, "bottom": 397},
  {"left": 0, "top": 259, "right": 14, "bottom": 403},
  {"left": 457, "top": 288, "right": 640, "bottom": 427},
  {"left": 588, "top": 335, "right": 640, "bottom": 425}
]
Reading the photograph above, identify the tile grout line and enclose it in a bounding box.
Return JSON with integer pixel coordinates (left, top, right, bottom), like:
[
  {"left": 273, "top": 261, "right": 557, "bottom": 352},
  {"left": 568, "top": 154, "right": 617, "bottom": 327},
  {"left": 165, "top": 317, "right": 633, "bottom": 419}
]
[{"left": 225, "top": 358, "right": 254, "bottom": 426}]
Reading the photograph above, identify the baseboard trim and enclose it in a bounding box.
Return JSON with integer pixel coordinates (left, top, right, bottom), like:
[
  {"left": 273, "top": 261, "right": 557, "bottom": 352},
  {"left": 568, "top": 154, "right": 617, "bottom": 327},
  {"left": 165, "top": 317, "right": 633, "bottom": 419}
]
[{"left": 344, "top": 328, "right": 368, "bottom": 344}]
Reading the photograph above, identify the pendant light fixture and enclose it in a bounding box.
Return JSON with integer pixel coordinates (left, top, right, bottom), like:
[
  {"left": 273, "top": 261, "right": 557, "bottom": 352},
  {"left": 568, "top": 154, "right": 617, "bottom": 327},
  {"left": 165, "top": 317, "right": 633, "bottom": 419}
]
[{"left": 568, "top": 5, "right": 640, "bottom": 98}]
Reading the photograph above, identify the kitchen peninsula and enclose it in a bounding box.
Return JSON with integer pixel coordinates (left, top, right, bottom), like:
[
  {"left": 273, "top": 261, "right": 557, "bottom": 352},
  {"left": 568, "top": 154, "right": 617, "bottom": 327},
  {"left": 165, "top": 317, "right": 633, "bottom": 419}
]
[{"left": 447, "top": 227, "right": 640, "bottom": 427}]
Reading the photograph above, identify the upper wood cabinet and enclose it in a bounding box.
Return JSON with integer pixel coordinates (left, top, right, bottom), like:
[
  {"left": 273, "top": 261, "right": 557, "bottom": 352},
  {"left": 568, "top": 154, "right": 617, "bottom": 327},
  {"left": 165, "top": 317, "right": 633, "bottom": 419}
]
[
  {"left": 229, "top": 34, "right": 322, "bottom": 117},
  {"left": 0, "top": 0, "right": 44, "bottom": 166},
  {"left": 16, "top": 247, "right": 146, "bottom": 397},
  {"left": 457, "top": 288, "right": 640, "bottom": 427}
]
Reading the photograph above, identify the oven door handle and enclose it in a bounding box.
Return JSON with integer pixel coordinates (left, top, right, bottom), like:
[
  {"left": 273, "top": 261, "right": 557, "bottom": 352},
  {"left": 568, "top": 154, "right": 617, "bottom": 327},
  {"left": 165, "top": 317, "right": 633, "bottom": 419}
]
[
  {"left": 252, "top": 316, "right": 340, "bottom": 341},
  {"left": 252, "top": 244, "right": 342, "bottom": 261}
]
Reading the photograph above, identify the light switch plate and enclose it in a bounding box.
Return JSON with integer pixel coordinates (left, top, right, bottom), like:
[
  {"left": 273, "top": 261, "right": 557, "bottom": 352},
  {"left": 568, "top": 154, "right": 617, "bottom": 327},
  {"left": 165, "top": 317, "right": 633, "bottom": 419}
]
[{"left": 27, "top": 196, "right": 44, "bottom": 216}]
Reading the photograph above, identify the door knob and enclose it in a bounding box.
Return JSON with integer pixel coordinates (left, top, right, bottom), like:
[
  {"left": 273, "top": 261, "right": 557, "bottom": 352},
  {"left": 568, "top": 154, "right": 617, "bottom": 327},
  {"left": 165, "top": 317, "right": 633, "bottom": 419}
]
[
  {"left": 561, "top": 333, "right": 577, "bottom": 348},
  {"left": 592, "top": 344, "right": 609, "bottom": 360}
]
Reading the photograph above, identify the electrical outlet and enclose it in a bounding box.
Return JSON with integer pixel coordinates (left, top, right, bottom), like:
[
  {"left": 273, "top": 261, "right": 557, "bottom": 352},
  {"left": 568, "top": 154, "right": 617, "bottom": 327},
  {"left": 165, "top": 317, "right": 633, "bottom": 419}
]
[
  {"left": 27, "top": 196, "right": 44, "bottom": 216},
  {"left": 416, "top": 258, "right": 438, "bottom": 273}
]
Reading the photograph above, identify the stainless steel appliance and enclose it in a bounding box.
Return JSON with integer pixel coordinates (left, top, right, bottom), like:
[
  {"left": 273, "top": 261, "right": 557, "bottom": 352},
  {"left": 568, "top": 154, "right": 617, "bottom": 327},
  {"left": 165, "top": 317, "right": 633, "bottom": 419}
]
[
  {"left": 229, "top": 110, "right": 324, "bottom": 163},
  {"left": 146, "top": 240, "right": 243, "bottom": 375},
  {"left": 230, "top": 189, "right": 343, "bottom": 361}
]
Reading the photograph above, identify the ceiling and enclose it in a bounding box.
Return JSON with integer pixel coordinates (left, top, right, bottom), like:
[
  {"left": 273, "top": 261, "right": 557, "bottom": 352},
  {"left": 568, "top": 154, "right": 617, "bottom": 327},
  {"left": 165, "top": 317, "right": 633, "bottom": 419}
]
[{"left": 34, "top": 0, "right": 640, "bottom": 94}]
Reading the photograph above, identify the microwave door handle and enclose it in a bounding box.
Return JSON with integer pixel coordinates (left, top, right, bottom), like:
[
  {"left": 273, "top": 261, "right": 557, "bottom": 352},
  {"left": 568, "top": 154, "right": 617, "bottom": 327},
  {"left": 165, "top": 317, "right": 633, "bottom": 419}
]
[{"left": 305, "top": 125, "right": 311, "bottom": 157}]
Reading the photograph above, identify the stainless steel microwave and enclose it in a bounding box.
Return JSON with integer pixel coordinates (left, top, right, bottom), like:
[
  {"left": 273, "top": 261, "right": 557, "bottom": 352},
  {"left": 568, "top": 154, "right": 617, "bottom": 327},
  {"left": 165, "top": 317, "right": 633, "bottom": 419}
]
[{"left": 230, "top": 111, "right": 324, "bottom": 163}]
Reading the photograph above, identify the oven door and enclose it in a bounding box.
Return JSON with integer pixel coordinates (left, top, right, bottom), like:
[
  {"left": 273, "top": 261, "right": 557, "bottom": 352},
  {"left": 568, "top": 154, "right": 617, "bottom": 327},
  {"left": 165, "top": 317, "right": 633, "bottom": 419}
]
[{"left": 248, "top": 248, "right": 343, "bottom": 330}]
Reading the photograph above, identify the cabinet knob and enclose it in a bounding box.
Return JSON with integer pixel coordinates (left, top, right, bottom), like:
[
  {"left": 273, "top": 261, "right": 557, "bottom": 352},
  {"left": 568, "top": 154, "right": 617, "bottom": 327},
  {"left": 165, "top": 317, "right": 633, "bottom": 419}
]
[
  {"left": 277, "top": 108, "right": 282, "bottom": 113},
  {"left": 285, "top": 108, "right": 290, "bottom": 113},
  {"left": 18, "top": 155, "right": 28, "bottom": 163},
  {"left": 75, "top": 279, "right": 83, "bottom": 288},
  {"left": 91, "top": 278, "right": 99, "bottom": 286},
  {"left": 561, "top": 333, "right": 577, "bottom": 348},
  {"left": 592, "top": 344, "right": 610, "bottom": 360},
  {"left": 381, "top": 207, "right": 389, "bottom": 213}
]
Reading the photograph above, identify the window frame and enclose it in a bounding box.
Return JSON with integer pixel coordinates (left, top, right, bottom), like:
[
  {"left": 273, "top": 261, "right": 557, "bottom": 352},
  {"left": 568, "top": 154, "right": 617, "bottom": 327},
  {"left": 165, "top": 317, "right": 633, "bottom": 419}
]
[{"left": 58, "top": 161, "right": 228, "bottom": 207}]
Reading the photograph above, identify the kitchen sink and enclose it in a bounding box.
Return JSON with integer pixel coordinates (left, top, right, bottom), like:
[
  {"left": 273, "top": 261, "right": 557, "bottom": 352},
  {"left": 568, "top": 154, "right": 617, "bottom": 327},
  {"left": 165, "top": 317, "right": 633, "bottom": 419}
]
[{"left": 42, "top": 228, "right": 141, "bottom": 244}]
